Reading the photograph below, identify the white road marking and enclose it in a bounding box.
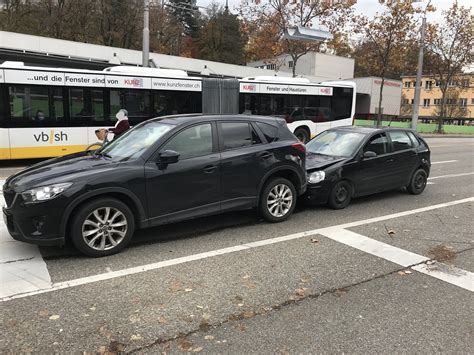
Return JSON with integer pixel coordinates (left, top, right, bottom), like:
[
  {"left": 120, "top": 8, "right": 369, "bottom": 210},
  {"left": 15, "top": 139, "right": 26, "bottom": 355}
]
[
  {"left": 428, "top": 172, "right": 474, "bottom": 180},
  {"left": 427, "top": 182, "right": 435, "bottom": 185},
  {"left": 431, "top": 160, "right": 458, "bottom": 165},
  {"left": 0, "top": 180, "right": 52, "bottom": 299},
  {"left": 1, "top": 197, "right": 472, "bottom": 302},
  {"left": 319, "top": 228, "right": 473, "bottom": 292}
]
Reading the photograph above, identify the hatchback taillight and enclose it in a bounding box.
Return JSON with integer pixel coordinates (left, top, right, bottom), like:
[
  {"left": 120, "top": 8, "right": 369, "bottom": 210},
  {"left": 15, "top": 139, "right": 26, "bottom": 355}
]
[{"left": 292, "top": 142, "right": 306, "bottom": 153}]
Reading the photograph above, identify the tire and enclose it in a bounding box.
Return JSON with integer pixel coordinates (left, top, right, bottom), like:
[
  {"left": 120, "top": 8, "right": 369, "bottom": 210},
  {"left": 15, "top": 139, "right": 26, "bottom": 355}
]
[
  {"left": 260, "top": 178, "right": 296, "bottom": 223},
  {"left": 327, "top": 180, "right": 352, "bottom": 209},
  {"left": 70, "top": 198, "right": 135, "bottom": 257},
  {"left": 294, "top": 127, "right": 310, "bottom": 144},
  {"left": 407, "top": 168, "right": 427, "bottom": 195}
]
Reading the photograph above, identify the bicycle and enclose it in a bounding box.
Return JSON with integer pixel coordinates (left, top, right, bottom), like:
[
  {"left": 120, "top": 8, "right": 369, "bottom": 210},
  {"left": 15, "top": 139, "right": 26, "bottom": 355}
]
[{"left": 85, "top": 129, "right": 110, "bottom": 151}]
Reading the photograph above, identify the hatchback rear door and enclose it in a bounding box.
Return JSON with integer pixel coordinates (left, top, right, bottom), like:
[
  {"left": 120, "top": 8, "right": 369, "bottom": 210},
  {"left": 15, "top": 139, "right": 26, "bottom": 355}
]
[{"left": 386, "top": 130, "right": 419, "bottom": 187}]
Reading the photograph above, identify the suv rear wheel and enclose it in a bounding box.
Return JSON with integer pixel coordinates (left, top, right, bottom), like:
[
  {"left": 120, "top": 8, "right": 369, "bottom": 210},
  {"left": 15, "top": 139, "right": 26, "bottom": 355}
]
[
  {"left": 71, "top": 198, "right": 135, "bottom": 257},
  {"left": 260, "top": 177, "right": 296, "bottom": 223}
]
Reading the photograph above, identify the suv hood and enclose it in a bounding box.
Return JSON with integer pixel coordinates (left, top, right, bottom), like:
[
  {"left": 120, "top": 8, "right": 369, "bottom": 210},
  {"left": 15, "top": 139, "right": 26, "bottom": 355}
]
[
  {"left": 5, "top": 152, "right": 119, "bottom": 192},
  {"left": 306, "top": 152, "right": 347, "bottom": 171}
]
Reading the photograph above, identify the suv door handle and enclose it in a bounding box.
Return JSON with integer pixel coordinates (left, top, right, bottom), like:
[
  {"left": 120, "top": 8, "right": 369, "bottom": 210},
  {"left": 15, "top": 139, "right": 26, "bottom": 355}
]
[{"left": 203, "top": 165, "right": 217, "bottom": 174}]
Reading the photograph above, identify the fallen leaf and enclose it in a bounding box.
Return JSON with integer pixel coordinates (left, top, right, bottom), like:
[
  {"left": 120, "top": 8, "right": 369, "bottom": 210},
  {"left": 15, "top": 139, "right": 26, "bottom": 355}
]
[
  {"left": 193, "top": 347, "right": 203, "bottom": 352},
  {"left": 204, "top": 335, "right": 214, "bottom": 340},
  {"left": 454, "top": 215, "right": 459, "bottom": 219},
  {"left": 404, "top": 270, "right": 412, "bottom": 274},
  {"left": 334, "top": 288, "right": 349, "bottom": 297},
  {"left": 158, "top": 316, "right": 167, "bottom": 324},
  {"left": 49, "top": 315, "right": 60, "bottom": 320},
  {"left": 237, "top": 323, "right": 246, "bottom": 332},
  {"left": 89, "top": 306, "right": 96, "bottom": 311},
  {"left": 310, "top": 238, "right": 319, "bottom": 243},
  {"left": 295, "top": 288, "right": 306, "bottom": 297},
  {"left": 237, "top": 303, "right": 244, "bottom": 307},
  {"left": 235, "top": 295, "right": 243, "bottom": 302},
  {"left": 202, "top": 313, "right": 211, "bottom": 320},
  {"left": 398, "top": 271, "right": 407, "bottom": 276},
  {"left": 242, "top": 275, "right": 250, "bottom": 279},
  {"left": 196, "top": 305, "right": 204, "bottom": 309},
  {"left": 38, "top": 309, "right": 49, "bottom": 317},
  {"left": 169, "top": 281, "right": 181, "bottom": 292},
  {"left": 184, "top": 288, "right": 193, "bottom": 292},
  {"left": 177, "top": 338, "right": 193, "bottom": 351},
  {"left": 130, "top": 334, "right": 142, "bottom": 341},
  {"left": 242, "top": 311, "right": 254, "bottom": 319}
]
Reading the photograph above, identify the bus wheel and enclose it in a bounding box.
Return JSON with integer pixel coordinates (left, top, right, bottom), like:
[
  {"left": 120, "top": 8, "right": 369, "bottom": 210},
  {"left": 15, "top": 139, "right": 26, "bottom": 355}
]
[{"left": 294, "top": 127, "right": 310, "bottom": 143}]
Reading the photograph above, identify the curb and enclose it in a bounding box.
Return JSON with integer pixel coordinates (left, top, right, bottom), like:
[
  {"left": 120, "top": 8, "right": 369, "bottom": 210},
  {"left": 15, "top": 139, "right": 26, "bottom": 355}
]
[{"left": 420, "top": 134, "right": 474, "bottom": 138}]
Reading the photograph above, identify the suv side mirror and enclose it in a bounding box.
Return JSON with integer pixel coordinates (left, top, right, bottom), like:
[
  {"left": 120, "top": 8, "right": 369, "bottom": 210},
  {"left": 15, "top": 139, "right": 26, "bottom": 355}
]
[
  {"left": 158, "top": 150, "right": 180, "bottom": 166},
  {"left": 363, "top": 151, "right": 377, "bottom": 159}
]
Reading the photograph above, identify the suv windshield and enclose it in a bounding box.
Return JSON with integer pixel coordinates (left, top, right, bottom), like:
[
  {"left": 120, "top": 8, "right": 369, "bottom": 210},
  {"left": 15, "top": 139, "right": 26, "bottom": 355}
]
[
  {"left": 100, "top": 121, "right": 173, "bottom": 160},
  {"left": 306, "top": 130, "right": 365, "bottom": 157}
]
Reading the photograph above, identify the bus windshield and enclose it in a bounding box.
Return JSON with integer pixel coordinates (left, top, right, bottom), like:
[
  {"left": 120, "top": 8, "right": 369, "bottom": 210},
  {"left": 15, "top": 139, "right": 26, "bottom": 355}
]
[
  {"left": 306, "top": 130, "right": 365, "bottom": 158},
  {"left": 100, "top": 121, "right": 173, "bottom": 160}
]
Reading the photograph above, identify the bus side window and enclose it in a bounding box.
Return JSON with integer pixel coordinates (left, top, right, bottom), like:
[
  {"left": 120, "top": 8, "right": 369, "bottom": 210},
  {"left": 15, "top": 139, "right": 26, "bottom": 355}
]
[
  {"left": 9, "top": 85, "right": 54, "bottom": 127},
  {"left": 69, "top": 88, "right": 105, "bottom": 126}
]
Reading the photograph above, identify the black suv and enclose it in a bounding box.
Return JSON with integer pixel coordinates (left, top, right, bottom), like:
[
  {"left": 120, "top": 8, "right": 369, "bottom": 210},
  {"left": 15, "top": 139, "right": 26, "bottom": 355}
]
[{"left": 3, "top": 115, "right": 306, "bottom": 256}]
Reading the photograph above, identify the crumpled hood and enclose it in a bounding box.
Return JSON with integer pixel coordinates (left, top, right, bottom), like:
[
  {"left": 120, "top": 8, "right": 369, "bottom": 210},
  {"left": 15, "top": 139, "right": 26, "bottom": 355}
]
[
  {"left": 305, "top": 152, "right": 347, "bottom": 171},
  {"left": 5, "top": 152, "right": 119, "bottom": 192}
]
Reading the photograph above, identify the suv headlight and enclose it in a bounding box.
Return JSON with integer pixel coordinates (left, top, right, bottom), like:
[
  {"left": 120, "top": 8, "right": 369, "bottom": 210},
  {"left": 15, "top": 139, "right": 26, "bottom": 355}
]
[
  {"left": 21, "top": 183, "right": 73, "bottom": 203},
  {"left": 308, "top": 171, "right": 325, "bottom": 184}
]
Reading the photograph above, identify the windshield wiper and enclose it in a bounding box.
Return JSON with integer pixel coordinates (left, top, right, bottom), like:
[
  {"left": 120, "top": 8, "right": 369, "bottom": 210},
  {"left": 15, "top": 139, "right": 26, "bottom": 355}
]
[{"left": 94, "top": 151, "right": 112, "bottom": 159}]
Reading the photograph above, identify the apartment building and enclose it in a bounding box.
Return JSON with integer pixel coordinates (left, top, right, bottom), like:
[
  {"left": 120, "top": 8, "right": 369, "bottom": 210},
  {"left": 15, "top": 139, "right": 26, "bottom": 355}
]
[{"left": 401, "top": 74, "right": 474, "bottom": 120}]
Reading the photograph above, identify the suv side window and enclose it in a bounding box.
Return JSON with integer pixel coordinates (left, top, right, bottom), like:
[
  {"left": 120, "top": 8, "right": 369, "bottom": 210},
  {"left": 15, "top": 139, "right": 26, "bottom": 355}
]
[
  {"left": 388, "top": 131, "right": 413, "bottom": 152},
  {"left": 256, "top": 122, "right": 278, "bottom": 143},
  {"left": 162, "top": 123, "right": 213, "bottom": 160},
  {"left": 222, "top": 122, "right": 261, "bottom": 150},
  {"left": 364, "top": 133, "right": 388, "bottom": 156}
]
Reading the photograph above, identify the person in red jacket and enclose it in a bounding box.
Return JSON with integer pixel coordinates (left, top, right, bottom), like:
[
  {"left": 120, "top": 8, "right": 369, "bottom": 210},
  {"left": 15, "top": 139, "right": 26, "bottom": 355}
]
[{"left": 108, "top": 109, "right": 130, "bottom": 140}]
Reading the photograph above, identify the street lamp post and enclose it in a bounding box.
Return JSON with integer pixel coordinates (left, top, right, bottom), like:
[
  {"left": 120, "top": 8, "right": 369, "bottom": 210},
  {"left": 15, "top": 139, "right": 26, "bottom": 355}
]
[
  {"left": 142, "top": 0, "right": 150, "bottom": 67},
  {"left": 411, "top": 0, "right": 431, "bottom": 130},
  {"left": 411, "top": 15, "right": 426, "bottom": 130}
]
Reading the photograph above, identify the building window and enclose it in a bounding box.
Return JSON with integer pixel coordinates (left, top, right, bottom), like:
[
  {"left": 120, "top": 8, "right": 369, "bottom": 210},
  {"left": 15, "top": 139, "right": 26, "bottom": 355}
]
[
  {"left": 266, "top": 63, "right": 276, "bottom": 70},
  {"left": 446, "top": 98, "right": 456, "bottom": 105},
  {"left": 423, "top": 99, "right": 430, "bottom": 107},
  {"left": 402, "top": 99, "right": 409, "bottom": 105},
  {"left": 411, "top": 99, "right": 415, "bottom": 104},
  {"left": 471, "top": 98, "right": 474, "bottom": 105},
  {"left": 434, "top": 99, "right": 441, "bottom": 105},
  {"left": 288, "top": 61, "right": 294, "bottom": 68},
  {"left": 404, "top": 81, "right": 410, "bottom": 88},
  {"left": 462, "top": 79, "right": 470, "bottom": 87},
  {"left": 412, "top": 81, "right": 416, "bottom": 87},
  {"left": 435, "top": 80, "right": 440, "bottom": 87},
  {"left": 425, "top": 80, "right": 432, "bottom": 89},
  {"left": 460, "top": 98, "right": 467, "bottom": 106}
]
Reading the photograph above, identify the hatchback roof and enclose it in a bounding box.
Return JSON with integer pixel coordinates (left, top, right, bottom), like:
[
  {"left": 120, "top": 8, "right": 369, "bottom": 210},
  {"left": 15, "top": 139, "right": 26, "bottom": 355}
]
[{"left": 331, "top": 125, "right": 415, "bottom": 135}]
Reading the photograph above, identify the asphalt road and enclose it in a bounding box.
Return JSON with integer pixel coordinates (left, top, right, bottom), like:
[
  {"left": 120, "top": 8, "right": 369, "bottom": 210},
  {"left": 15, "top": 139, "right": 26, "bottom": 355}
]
[{"left": 0, "top": 137, "right": 473, "bottom": 353}]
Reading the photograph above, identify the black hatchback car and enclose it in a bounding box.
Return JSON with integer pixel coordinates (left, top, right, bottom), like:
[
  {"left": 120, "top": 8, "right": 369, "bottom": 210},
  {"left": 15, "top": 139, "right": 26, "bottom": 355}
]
[
  {"left": 3, "top": 115, "right": 307, "bottom": 257},
  {"left": 305, "top": 126, "right": 431, "bottom": 209}
]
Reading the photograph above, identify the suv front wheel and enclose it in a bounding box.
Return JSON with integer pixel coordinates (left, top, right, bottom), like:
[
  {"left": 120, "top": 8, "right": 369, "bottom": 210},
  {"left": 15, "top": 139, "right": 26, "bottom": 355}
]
[
  {"left": 71, "top": 198, "right": 135, "bottom": 257},
  {"left": 260, "top": 177, "right": 296, "bottom": 223}
]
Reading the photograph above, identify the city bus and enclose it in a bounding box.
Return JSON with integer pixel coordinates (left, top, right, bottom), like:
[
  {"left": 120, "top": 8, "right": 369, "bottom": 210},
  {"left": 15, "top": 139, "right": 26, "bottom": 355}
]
[{"left": 0, "top": 62, "right": 356, "bottom": 159}]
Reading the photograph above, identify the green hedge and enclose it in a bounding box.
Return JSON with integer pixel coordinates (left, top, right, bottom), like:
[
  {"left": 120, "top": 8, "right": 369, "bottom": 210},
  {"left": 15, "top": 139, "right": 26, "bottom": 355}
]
[{"left": 354, "top": 120, "right": 474, "bottom": 134}]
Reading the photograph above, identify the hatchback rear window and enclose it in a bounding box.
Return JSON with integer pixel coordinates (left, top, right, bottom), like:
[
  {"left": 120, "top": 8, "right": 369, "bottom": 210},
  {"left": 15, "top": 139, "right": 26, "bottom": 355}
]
[{"left": 388, "top": 131, "right": 413, "bottom": 151}]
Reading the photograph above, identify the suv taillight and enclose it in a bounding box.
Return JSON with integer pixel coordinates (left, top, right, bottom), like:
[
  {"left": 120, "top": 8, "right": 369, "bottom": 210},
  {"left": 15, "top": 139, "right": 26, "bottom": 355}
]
[{"left": 292, "top": 142, "right": 306, "bottom": 153}]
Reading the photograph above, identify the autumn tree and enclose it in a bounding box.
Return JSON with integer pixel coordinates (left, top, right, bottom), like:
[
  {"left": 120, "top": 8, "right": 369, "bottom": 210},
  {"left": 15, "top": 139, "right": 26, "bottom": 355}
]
[
  {"left": 240, "top": 0, "right": 354, "bottom": 77},
  {"left": 426, "top": 2, "right": 473, "bottom": 133},
  {"left": 352, "top": 0, "right": 421, "bottom": 126},
  {"left": 197, "top": 4, "right": 247, "bottom": 65},
  {"left": 149, "top": 4, "right": 185, "bottom": 56}
]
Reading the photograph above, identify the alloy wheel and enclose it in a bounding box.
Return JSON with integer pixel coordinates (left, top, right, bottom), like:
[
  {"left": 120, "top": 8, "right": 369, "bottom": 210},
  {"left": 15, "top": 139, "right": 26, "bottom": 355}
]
[
  {"left": 81, "top": 207, "right": 128, "bottom": 251},
  {"left": 267, "top": 184, "right": 293, "bottom": 218}
]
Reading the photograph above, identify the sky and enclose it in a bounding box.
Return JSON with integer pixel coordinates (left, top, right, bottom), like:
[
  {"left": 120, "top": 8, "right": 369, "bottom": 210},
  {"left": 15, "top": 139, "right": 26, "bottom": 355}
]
[{"left": 197, "top": 0, "right": 473, "bottom": 24}]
